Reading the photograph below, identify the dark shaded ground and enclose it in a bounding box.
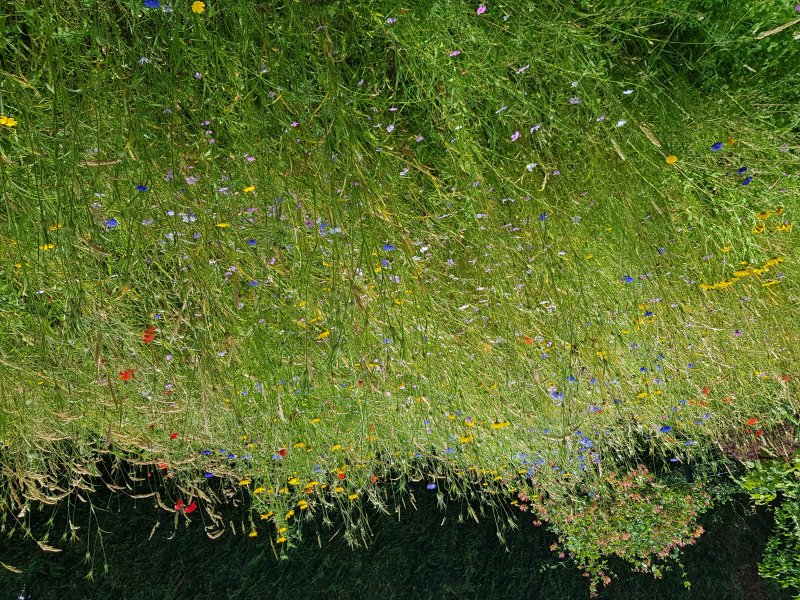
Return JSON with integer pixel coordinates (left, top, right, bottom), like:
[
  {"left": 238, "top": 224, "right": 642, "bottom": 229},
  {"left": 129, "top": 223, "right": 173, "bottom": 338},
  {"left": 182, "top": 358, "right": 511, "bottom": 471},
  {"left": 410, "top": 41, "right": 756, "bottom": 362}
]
[{"left": 0, "top": 479, "right": 790, "bottom": 600}]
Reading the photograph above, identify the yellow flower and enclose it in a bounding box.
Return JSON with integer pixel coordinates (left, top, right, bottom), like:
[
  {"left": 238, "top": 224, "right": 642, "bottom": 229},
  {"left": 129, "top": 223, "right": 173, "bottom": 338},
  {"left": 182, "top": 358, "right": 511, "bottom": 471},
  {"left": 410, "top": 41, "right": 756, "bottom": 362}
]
[
  {"left": 334, "top": 486, "right": 344, "bottom": 493},
  {"left": 39, "top": 243, "right": 55, "bottom": 251},
  {"left": 216, "top": 222, "right": 231, "bottom": 228},
  {"left": 490, "top": 421, "right": 510, "bottom": 429},
  {"left": 260, "top": 511, "right": 274, "bottom": 520},
  {"left": 757, "top": 210, "right": 772, "bottom": 220},
  {"left": 665, "top": 155, "right": 678, "bottom": 164},
  {"left": 191, "top": 1, "right": 205, "bottom": 13},
  {"left": 49, "top": 223, "right": 62, "bottom": 231},
  {"left": 287, "top": 477, "right": 300, "bottom": 486},
  {"left": 316, "top": 329, "right": 330, "bottom": 341},
  {"left": 285, "top": 510, "right": 295, "bottom": 519},
  {"left": 277, "top": 526, "right": 287, "bottom": 534},
  {"left": 720, "top": 245, "right": 732, "bottom": 253},
  {"left": 248, "top": 530, "right": 258, "bottom": 538},
  {"left": 276, "top": 536, "right": 287, "bottom": 543},
  {"left": 310, "top": 418, "right": 321, "bottom": 424},
  {"left": 254, "top": 487, "right": 266, "bottom": 494},
  {"left": 239, "top": 479, "right": 251, "bottom": 486},
  {"left": 348, "top": 493, "right": 358, "bottom": 501},
  {"left": 774, "top": 207, "right": 784, "bottom": 216},
  {"left": 775, "top": 223, "right": 793, "bottom": 232},
  {"left": 0, "top": 115, "right": 18, "bottom": 127},
  {"left": 297, "top": 500, "right": 309, "bottom": 510},
  {"left": 459, "top": 436, "right": 473, "bottom": 443},
  {"left": 243, "top": 185, "right": 255, "bottom": 193},
  {"left": 752, "top": 222, "right": 765, "bottom": 234}
]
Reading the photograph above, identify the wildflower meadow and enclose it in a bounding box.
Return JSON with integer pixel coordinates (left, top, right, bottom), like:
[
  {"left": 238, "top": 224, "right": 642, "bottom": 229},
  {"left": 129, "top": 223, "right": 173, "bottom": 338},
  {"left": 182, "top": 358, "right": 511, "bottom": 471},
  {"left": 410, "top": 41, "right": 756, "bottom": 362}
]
[{"left": 1, "top": 0, "right": 799, "bottom": 596}]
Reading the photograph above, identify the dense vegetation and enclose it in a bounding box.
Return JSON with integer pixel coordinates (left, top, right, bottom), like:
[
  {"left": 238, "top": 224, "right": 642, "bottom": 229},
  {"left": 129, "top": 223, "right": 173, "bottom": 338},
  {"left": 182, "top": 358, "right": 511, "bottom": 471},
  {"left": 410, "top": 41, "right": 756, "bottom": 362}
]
[{"left": 1, "top": 0, "right": 798, "bottom": 596}]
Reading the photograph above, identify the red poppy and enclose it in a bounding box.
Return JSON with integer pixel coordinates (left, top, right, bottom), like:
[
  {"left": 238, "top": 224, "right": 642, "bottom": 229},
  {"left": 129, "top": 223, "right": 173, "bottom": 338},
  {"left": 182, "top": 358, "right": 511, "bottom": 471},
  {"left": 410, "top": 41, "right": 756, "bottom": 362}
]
[
  {"left": 184, "top": 500, "right": 198, "bottom": 514},
  {"left": 278, "top": 448, "right": 287, "bottom": 457},
  {"left": 701, "top": 386, "right": 710, "bottom": 395},
  {"left": 157, "top": 462, "right": 168, "bottom": 469},
  {"left": 174, "top": 498, "right": 184, "bottom": 511},
  {"left": 169, "top": 432, "right": 179, "bottom": 440},
  {"left": 746, "top": 417, "right": 759, "bottom": 426},
  {"left": 142, "top": 325, "right": 156, "bottom": 344},
  {"left": 120, "top": 369, "right": 136, "bottom": 381},
  {"left": 782, "top": 374, "right": 792, "bottom": 383},
  {"left": 337, "top": 472, "right": 346, "bottom": 480}
]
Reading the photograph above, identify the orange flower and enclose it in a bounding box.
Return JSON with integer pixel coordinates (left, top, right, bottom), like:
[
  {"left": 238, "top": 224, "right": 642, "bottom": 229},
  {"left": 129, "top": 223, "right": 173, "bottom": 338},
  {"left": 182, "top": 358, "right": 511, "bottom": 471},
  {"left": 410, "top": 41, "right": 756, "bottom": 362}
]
[
  {"left": 120, "top": 369, "right": 136, "bottom": 381},
  {"left": 746, "top": 417, "right": 758, "bottom": 426},
  {"left": 142, "top": 325, "right": 156, "bottom": 344}
]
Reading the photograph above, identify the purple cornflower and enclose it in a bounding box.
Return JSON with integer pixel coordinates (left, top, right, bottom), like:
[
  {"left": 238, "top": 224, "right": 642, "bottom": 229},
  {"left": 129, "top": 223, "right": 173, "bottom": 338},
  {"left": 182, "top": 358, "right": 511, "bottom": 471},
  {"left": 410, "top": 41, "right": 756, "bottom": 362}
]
[
  {"left": 382, "top": 243, "right": 396, "bottom": 251},
  {"left": 737, "top": 166, "right": 747, "bottom": 175}
]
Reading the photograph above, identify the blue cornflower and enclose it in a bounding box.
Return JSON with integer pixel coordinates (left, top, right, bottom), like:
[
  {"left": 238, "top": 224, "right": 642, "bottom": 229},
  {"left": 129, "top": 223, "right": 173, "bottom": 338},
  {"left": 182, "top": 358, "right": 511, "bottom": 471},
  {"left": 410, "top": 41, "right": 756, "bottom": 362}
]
[
  {"left": 247, "top": 239, "right": 257, "bottom": 246},
  {"left": 623, "top": 275, "right": 634, "bottom": 283},
  {"left": 427, "top": 482, "right": 436, "bottom": 490},
  {"left": 144, "top": 0, "right": 159, "bottom": 7},
  {"left": 742, "top": 177, "right": 753, "bottom": 186},
  {"left": 737, "top": 166, "right": 747, "bottom": 175},
  {"left": 248, "top": 280, "right": 259, "bottom": 287},
  {"left": 539, "top": 212, "right": 548, "bottom": 221},
  {"left": 711, "top": 142, "right": 723, "bottom": 151},
  {"left": 644, "top": 311, "right": 653, "bottom": 317},
  {"left": 204, "top": 472, "right": 214, "bottom": 478},
  {"left": 104, "top": 218, "right": 119, "bottom": 228},
  {"left": 136, "top": 185, "right": 148, "bottom": 192},
  {"left": 201, "top": 449, "right": 211, "bottom": 455},
  {"left": 659, "top": 425, "right": 672, "bottom": 433},
  {"left": 658, "top": 247, "right": 666, "bottom": 255},
  {"left": 382, "top": 243, "right": 395, "bottom": 251},
  {"left": 566, "top": 375, "right": 576, "bottom": 382}
]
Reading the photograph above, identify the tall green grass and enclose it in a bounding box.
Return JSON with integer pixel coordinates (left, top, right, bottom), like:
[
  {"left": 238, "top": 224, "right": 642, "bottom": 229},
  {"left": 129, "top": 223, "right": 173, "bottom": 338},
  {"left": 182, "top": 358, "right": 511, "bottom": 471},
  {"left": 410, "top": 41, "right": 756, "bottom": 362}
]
[{"left": 1, "top": 0, "right": 798, "bottom": 592}]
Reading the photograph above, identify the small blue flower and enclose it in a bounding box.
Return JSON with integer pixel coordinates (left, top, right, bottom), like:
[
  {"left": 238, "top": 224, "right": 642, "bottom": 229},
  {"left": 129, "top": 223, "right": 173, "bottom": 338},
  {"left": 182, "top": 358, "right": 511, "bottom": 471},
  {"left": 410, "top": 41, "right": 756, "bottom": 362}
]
[
  {"left": 539, "top": 212, "right": 548, "bottom": 221},
  {"left": 248, "top": 280, "right": 259, "bottom": 287},
  {"left": 136, "top": 185, "right": 148, "bottom": 192},
  {"left": 566, "top": 375, "right": 576, "bottom": 382},
  {"left": 742, "top": 177, "right": 753, "bottom": 186},
  {"left": 711, "top": 142, "right": 723, "bottom": 151},
  {"left": 204, "top": 472, "right": 214, "bottom": 478},
  {"left": 427, "top": 482, "right": 436, "bottom": 490},
  {"left": 247, "top": 239, "right": 257, "bottom": 246},
  {"left": 737, "top": 166, "right": 747, "bottom": 175},
  {"left": 201, "top": 449, "right": 211, "bottom": 455},
  {"left": 144, "top": 0, "right": 160, "bottom": 8},
  {"left": 382, "top": 243, "right": 395, "bottom": 251},
  {"left": 659, "top": 425, "right": 672, "bottom": 433},
  {"left": 658, "top": 247, "right": 666, "bottom": 255},
  {"left": 104, "top": 218, "right": 119, "bottom": 228},
  {"left": 623, "top": 275, "right": 634, "bottom": 283},
  {"left": 645, "top": 311, "right": 653, "bottom": 317}
]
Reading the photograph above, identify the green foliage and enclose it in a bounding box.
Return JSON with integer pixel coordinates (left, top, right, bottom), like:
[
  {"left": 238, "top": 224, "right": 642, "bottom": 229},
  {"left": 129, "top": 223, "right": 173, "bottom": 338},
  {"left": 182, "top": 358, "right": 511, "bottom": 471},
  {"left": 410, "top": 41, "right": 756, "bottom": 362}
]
[
  {"left": 0, "top": 0, "right": 799, "bottom": 594},
  {"left": 739, "top": 453, "right": 800, "bottom": 597}
]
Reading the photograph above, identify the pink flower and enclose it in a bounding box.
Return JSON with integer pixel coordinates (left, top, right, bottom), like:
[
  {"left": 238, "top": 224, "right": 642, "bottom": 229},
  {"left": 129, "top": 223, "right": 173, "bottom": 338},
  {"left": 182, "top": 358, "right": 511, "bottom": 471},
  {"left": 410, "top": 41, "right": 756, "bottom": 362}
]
[
  {"left": 449, "top": 50, "right": 461, "bottom": 57},
  {"left": 511, "top": 131, "right": 520, "bottom": 142},
  {"left": 477, "top": 4, "right": 487, "bottom": 14}
]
